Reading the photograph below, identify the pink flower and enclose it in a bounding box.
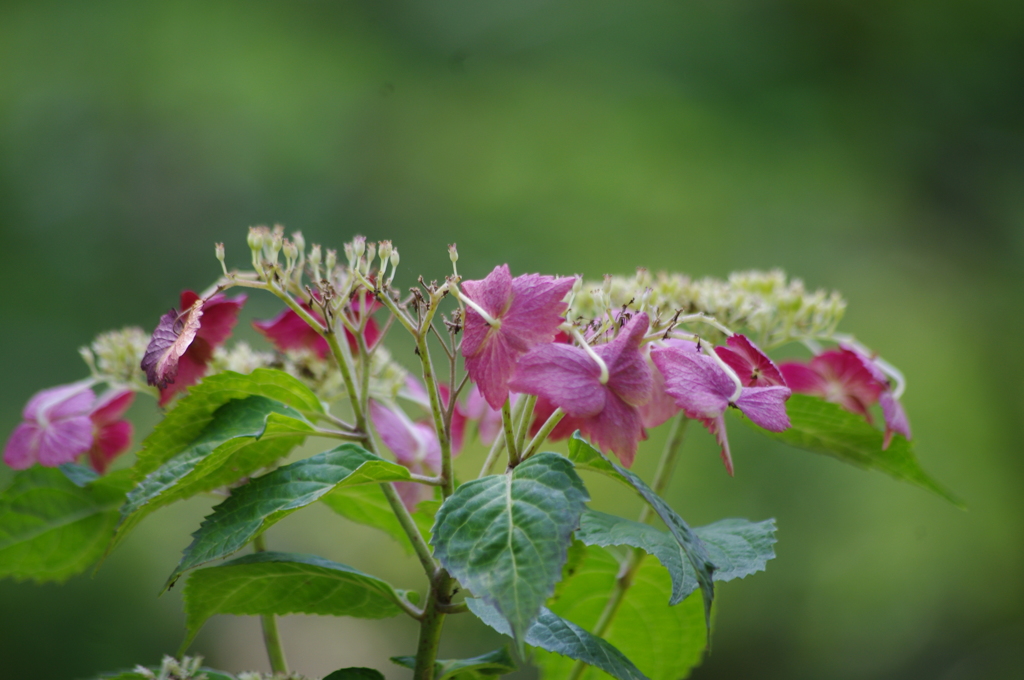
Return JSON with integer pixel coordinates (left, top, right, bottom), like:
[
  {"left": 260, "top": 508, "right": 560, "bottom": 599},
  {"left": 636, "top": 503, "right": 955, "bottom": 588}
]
[
  {"left": 370, "top": 400, "right": 441, "bottom": 510},
  {"left": 461, "top": 265, "right": 575, "bottom": 410},
  {"left": 780, "top": 347, "right": 910, "bottom": 449},
  {"left": 508, "top": 313, "right": 653, "bottom": 467},
  {"left": 253, "top": 295, "right": 380, "bottom": 359},
  {"left": 652, "top": 338, "right": 791, "bottom": 475},
  {"left": 87, "top": 389, "right": 135, "bottom": 473},
  {"left": 3, "top": 383, "right": 135, "bottom": 472},
  {"left": 142, "top": 291, "right": 246, "bottom": 406},
  {"left": 714, "top": 334, "right": 786, "bottom": 387}
]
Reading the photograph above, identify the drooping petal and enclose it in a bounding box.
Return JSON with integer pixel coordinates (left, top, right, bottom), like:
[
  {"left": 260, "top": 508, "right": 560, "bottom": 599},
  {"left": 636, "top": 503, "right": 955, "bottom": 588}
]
[
  {"left": 23, "top": 381, "right": 94, "bottom": 422},
  {"left": 371, "top": 400, "right": 425, "bottom": 469},
  {"left": 181, "top": 291, "right": 246, "bottom": 348},
  {"left": 700, "top": 415, "right": 734, "bottom": 476},
  {"left": 89, "top": 420, "right": 134, "bottom": 474},
  {"left": 580, "top": 391, "right": 646, "bottom": 467},
  {"left": 3, "top": 423, "right": 42, "bottom": 470},
  {"left": 879, "top": 391, "right": 911, "bottom": 450},
  {"left": 735, "top": 386, "right": 791, "bottom": 432},
  {"left": 779, "top": 362, "right": 829, "bottom": 394},
  {"left": 502, "top": 273, "right": 576, "bottom": 348},
  {"left": 651, "top": 345, "right": 732, "bottom": 420},
  {"left": 464, "top": 332, "right": 524, "bottom": 411},
  {"left": 142, "top": 301, "right": 203, "bottom": 390},
  {"left": 529, "top": 396, "right": 583, "bottom": 442},
  {"left": 639, "top": 363, "right": 680, "bottom": 429},
  {"left": 507, "top": 343, "right": 605, "bottom": 418},
  {"left": 714, "top": 334, "right": 786, "bottom": 387},
  {"left": 36, "top": 416, "right": 94, "bottom": 467}
]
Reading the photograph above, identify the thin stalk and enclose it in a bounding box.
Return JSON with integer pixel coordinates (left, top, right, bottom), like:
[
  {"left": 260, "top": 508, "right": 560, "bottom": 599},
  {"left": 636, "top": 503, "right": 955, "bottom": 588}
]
[
  {"left": 324, "top": 328, "right": 365, "bottom": 430},
  {"left": 567, "top": 415, "right": 691, "bottom": 680},
  {"left": 502, "top": 399, "right": 520, "bottom": 468},
  {"left": 416, "top": 331, "right": 455, "bottom": 498},
  {"left": 521, "top": 407, "right": 565, "bottom": 461},
  {"left": 513, "top": 394, "right": 537, "bottom": 454},
  {"left": 253, "top": 534, "right": 289, "bottom": 675},
  {"left": 478, "top": 432, "right": 508, "bottom": 478}
]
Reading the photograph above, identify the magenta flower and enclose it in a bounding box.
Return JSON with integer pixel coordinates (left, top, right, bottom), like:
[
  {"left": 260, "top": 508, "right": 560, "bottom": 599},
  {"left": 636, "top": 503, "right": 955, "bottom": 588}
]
[
  {"left": 651, "top": 339, "right": 791, "bottom": 475},
  {"left": 142, "top": 291, "right": 246, "bottom": 406},
  {"left": 714, "top": 334, "right": 786, "bottom": 387},
  {"left": 253, "top": 295, "right": 380, "bottom": 358},
  {"left": 508, "top": 313, "right": 653, "bottom": 467},
  {"left": 3, "top": 383, "right": 135, "bottom": 472},
  {"left": 461, "top": 265, "right": 575, "bottom": 410},
  {"left": 370, "top": 400, "right": 442, "bottom": 510},
  {"left": 87, "top": 389, "right": 135, "bottom": 473},
  {"left": 781, "top": 347, "right": 910, "bottom": 449}
]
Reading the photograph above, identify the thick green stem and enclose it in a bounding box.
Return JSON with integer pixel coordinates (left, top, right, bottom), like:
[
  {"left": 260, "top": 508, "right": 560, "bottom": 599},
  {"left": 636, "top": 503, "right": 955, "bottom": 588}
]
[
  {"left": 253, "top": 534, "right": 289, "bottom": 676},
  {"left": 567, "top": 414, "right": 691, "bottom": 680},
  {"left": 413, "top": 571, "right": 454, "bottom": 680},
  {"left": 502, "top": 399, "right": 520, "bottom": 468}
]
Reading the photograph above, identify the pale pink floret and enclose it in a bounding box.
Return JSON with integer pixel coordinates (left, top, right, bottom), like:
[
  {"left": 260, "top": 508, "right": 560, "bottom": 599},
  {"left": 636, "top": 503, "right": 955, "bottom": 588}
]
[
  {"left": 370, "top": 400, "right": 442, "bottom": 510},
  {"left": 461, "top": 265, "right": 575, "bottom": 410},
  {"left": 509, "top": 313, "right": 653, "bottom": 467},
  {"left": 651, "top": 341, "right": 791, "bottom": 475},
  {"left": 3, "top": 382, "right": 96, "bottom": 469}
]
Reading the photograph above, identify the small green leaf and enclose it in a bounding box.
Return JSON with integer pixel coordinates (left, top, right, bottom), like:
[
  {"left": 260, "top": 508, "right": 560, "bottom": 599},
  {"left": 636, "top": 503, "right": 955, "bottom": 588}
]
[
  {"left": 390, "top": 646, "right": 517, "bottom": 679},
  {"left": 181, "top": 551, "right": 412, "bottom": 651},
  {"left": 577, "top": 511, "right": 777, "bottom": 605},
  {"left": 323, "top": 668, "right": 386, "bottom": 680},
  {"left": 0, "top": 467, "right": 132, "bottom": 583},
  {"left": 58, "top": 462, "right": 100, "bottom": 487},
  {"left": 467, "top": 599, "right": 647, "bottom": 680},
  {"left": 111, "top": 396, "right": 315, "bottom": 550},
  {"left": 167, "top": 444, "right": 413, "bottom": 588},
  {"left": 321, "top": 484, "right": 438, "bottom": 552},
  {"left": 744, "top": 393, "right": 963, "bottom": 507},
  {"left": 432, "top": 453, "right": 589, "bottom": 649},
  {"left": 567, "top": 434, "right": 715, "bottom": 634},
  {"left": 134, "top": 369, "right": 324, "bottom": 478},
  {"left": 537, "top": 545, "right": 706, "bottom": 680}
]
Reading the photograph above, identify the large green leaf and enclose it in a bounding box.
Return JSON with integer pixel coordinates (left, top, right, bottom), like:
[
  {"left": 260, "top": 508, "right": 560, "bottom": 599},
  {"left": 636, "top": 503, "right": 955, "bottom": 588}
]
[
  {"left": 167, "top": 444, "right": 413, "bottom": 588},
  {"left": 467, "top": 599, "right": 647, "bottom": 680},
  {"left": 390, "top": 647, "right": 517, "bottom": 679},
  {"left": 566, "top": 434, "right": 715, "bottom": 633},
  {"left": 0, "top": 467, "right": 132, "bottom": 583},
  {"left": 134, "top": 369, "right": 324, "bottom": 478},
  {"left": 745, "top": 393, "right": 963, "bottom": 506},
  {"left": 320, "top": 484, "right": 438, "bottom": 552},
  {"left": 181, "top": 551, "right": 412, "bottom": 651},
  {"left": 432, "top": 452, "right": 589, "bottom": 648},
  {"left": 111, "top": 396, "right": 315, "bottom": 550},
  {"left": 576, "top": 511, "right": 776, "bottom": 604},
  {"left": 536, "top": 545, "right": 706, "bottom": 680}
]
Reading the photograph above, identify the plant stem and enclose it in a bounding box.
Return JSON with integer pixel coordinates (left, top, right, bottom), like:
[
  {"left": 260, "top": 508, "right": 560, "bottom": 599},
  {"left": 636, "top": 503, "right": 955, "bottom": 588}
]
[
  {"left": 413, "top": 570, "right": 454, "bottom": 680},
  {"left": 521, "top": 407, "right": 565, "bottom": 461},
  {"left": 502, "top": 399, "right": 520, "bottom": 468},
  {"left": 416, "top": 330, "right": 455, "bottom": 498},
  {"left": 253, "top": 534, "right": 289, "bottom": 676},
  {"left": 566, "top": 414, "right": 690, "bottom": 680}
]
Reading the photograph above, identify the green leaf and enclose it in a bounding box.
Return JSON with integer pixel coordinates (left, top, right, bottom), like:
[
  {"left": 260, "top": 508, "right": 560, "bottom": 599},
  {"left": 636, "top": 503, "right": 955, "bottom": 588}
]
[
  {"left": 746, "top": 394, "right": 963, "bottom": 507},
  {"left": 432, "top": 452, "right": 589, "bottom": 649},
  {"left": 111, "top": 396, "right": 316, "bottom": 550},
  {"left": 576, "top": 511, "right": 777, "bottom": 604},
  {"left": 181, "top": 551, "right": 412, "bottom": 651},
  {"left": 0, "top": 467, "right": 132, "bottom": 583},
  {"left": 167, "top": 444, "right": 413, "bottom": 588},
  {"left": 320, "top": 484, "right": 438, "bottom": 552},
  {"left": 58, "top": 462, "right": 100, "bottom": 487},
  {"left": 134, "top": 368, "right": 324, "bottom": 478},
  {"left": 467, "top": 599, "right": 647, "bottom": 680},
  {"left": 536, "top": 545, "right": 706, "bottom": 680},
  {"left": 390, "top": 647, "right": 517, "bottom": 679},
  {"left": 567, "top": 434, "right": 715, "bottom": 633},
  {"left": 323, "top": 669, "right": 386, "bottom": 680}
]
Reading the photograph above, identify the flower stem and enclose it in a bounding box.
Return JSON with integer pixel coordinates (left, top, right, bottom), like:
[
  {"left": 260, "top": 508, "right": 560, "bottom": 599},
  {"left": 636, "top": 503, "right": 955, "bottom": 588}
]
[
  {"left": 566, "top": 414, "right": 690, "bottom": 680},
  {"left": 502, "top": 399, "right": 520, "bottom": 468},
  {"left": 521, "top": 407, "right": 564, "bottom": 461},
  {"left": 253, "top": 534, "right": 289, "bottom": 676},
  {"left": 412, "top": 570, "right": 454, "bottom": 680}
]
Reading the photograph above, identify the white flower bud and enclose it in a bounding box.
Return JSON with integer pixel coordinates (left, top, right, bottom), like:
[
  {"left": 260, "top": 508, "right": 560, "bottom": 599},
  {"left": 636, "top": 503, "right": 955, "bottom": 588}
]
[
  {"left": 378, "top": 240, "right": 393, "bottom": 262},
  {"left": 448, "top": 243, "right": 459, "bottom": 264},
  {"left": 309, "top": 244, "right": 322, "bottom": 267},
  {"left": 247, "top": 227, "right": 265, "bottom": 251},
  {"left": 291, "top": 231, "right": 305, "bottom": 254},
  {"left": 389, "top": 247, "right": 400, "bottom": 269},
  {"left": 353, "top": 235, "right": 366, "bottom": 259},
  {"left": 325, "top": 248, "right": 337, "bottom": 273},
  {"left": 282, "top": 239, "right": 298, "bottom": 263}
]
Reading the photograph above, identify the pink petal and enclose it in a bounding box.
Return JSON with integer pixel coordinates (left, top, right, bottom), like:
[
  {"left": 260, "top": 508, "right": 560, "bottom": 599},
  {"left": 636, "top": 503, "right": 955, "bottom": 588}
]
[
  {"left": 507, "top": 343, "right": 606, "bottom": 418},
  {"left": 253, "top": 306, "right": 330, "bottom": 358},
  {"left": 90, "top": 390, "right": 135, "bottom": 427},
  {"left": 158, "top": 347, "right": 209, "bottom": 406},
  {"left": 714, "top": 334, "right": 785, "bottom": 387},
  {"left": 395, "top": 481, "right": 433, "bottom": 512},
  {"left": 639, "top": 363, "right": 680, "bottom": 429},
  {"left": 599, "top": 313, "right": 653, "bottom": 407},
  {"left": 36, "top": 416, "right": 94, "bottom": 467},
  {"left": 23, "top": 381, "right": 95, "bottom": 422},
  {"left": 370, "top": 401, "right": 441, "bottom": 472},
  {"left": 809, "top": 349, "right": 883, "bottom": 416},
  {"left": 502, "top": 274, "right": 575, "bottom": 347},
  {"left": 581, "top": 392, "right": 645, "bottom": 467},
  {"left": 142, "top": 302, "right": 203, "bottom": 390},
  {"left": 779, "top": 362, "right": 829, "bottom": 394},
  {"left": 182, "top": 291, "right": 246, "bottom": 348},
  {"left": 462, "top": 265, "right": 514, "bottom": 326},
  {"left": 879, "top": 391, "right": 911, "bottom": 449},
  {"left": 4, "top": 423, "right": 42, "bottom": 469},
  {"left": 651, "top": 345, "right": 732, "bottom": 420},
  {"left": 701, "top": 415, "right": 734, "bottom": 476},
  {"left": 735, "top": 386, "right": 791, "bottom": 432},
  {"left": 89, "top": 420, "right": 133, "bottom": 473},
  {"left": 464, "top": 330, "right": 525, "bottom": 410},
  {"left": 530, "top": 397, "right": 583, "bottom": 442}
]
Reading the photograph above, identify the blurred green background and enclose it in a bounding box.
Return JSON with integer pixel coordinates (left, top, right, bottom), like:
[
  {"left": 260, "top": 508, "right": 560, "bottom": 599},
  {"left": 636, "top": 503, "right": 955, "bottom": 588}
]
[{"left": 1, "top": 1, "right": 1022, "bottom": 678}]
